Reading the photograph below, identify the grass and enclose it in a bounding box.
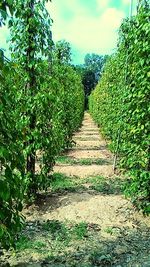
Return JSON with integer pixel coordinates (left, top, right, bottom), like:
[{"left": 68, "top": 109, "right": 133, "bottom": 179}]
[
  {"left": 42, "top": 220, "right": 88, "bottom": 240},
  {"left": 16, "top": 220, "right": 89, "bottom": 253},
  {"left": 50, "top": 173, "right": 84, "bottom": 192},
  {"left": 50, "top": 173, "right": 125, "bottom": 195},
  {"left": 13, "top": 220, "right": 106, "bottom": 267},
  {"left": 86, "top": 175, "right": 125, "bottom": 195},
  {"left": 6, "top": 174, "right": 127, "bottom": 265},
  {"left": 56, "top": 155, "right": 111, "bottom": 166},
  {"left": 104, "top": 227, "right": 114, "bottom": 235},
  {"left": 9, "top": 218, "right": 150, "bottom": 267},
  {"left": 71, "top": 222, "right": 88, "bottom": 240},
  {"left": 16, "top": 235, "right": 47, "bottom": 251}
]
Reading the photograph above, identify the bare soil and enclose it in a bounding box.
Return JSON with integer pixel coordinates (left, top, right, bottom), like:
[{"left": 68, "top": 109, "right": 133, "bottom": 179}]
[
  {"left": 65, "top": 149, "right": 112, "bottom": 159},
  {"left": 74, "top": 139, "right": 106, "bottom": 148},
  {"left": 1, "top": 112, "right": 150, "bottom": 267},
  {"left": 54, "top": 164, "right": 114, "bottom": 177}
]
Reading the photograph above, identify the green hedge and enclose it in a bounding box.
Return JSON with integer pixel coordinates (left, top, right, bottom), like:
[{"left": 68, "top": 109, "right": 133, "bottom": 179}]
[
  {"left": 0, "top": 53, "right": 84, "bottom": 248},
  {"left": 89, "top": 3, "right": 150, "bottom": 214},
  {"left": 0, "top": 1, "right": 84, "bottom": 248}
]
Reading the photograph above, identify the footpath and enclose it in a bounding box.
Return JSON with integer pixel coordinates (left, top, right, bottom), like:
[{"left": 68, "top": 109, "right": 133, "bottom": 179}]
[{"left": 1, "top": 112, "right": 150, "bottom": 267}]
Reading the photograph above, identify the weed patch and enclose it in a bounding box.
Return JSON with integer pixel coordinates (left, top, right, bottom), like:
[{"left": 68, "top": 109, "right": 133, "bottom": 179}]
[
  {"left": 86, "top": 176, "right": 125, "bottom": 195},
  {"left": 50, "top": 173, "right": 83, "bottom": 192},
  {"left": 56, "top": 156, "right": 111, "bottom": 165}
]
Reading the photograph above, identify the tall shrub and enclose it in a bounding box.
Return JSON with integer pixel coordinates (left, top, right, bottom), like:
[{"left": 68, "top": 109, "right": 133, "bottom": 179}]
[
  {"left": 0, "top": 1, "right": 84, "bottom": 248},
  {"left": 89, "top": 3, "right": 150, "bottom": 213}
]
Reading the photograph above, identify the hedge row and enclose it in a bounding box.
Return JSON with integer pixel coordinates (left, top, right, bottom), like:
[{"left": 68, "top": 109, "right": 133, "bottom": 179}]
[
  {"left": 0, "top": 2, "right": 84, "bottom": 248},
  {"left": 89, "top": 3, "right": 150, "bottom": 214},
  {"left": 0, "top": 46, "right": 84, "bottom": 249}
]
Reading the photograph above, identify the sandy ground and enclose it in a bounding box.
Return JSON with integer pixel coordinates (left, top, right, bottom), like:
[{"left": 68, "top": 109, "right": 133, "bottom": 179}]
[
  {"left": 24, "top": 193, "right": 133, "bottom": 229},
  {"left": 54, "top": 164, "right": 114, "bottom": 177},
  {"left": 52, "top": 113, "right": 150, "bottom": 230},
  {"left": 2, "top": 112, "right": 150, "bottom": 267},
  {"left": 66, "top": 149, "right": 112, "bottom": 159},
  {"left": 34, "top": 112, "right": 150, "bottom": 231},
  {"left": 74, "top": 139, "right": 106, "bottom": 148},
  {"left": 34, "top": 113, "right": 150, "bottom": 230}
]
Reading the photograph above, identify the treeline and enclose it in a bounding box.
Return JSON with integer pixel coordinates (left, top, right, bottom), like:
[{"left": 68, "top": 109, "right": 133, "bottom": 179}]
[
  {"left": 0, "top": 1, "right": 84, "bottom": 248},
  {"left": 89, "top": 2, "right": 150, "bottom": 214}
]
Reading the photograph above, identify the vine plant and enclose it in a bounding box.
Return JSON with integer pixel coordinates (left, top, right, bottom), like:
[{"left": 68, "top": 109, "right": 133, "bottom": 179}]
[
  {"left": 10, "top": 0, "right": 53, "bottom": 194},
  {"left": 0, "top": 0, "right": 84, "bottom": 248},
  {"left": 89, "top": 2, "right": 150, "bottom": 214}
]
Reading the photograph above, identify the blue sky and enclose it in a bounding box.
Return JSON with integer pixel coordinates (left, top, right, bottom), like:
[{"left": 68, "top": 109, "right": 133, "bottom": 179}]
[{"left": 0, "top": 0, "right": 136, "bottom": 64}]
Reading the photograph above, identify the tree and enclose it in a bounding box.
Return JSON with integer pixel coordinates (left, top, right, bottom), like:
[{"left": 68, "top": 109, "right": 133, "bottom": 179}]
[
  {"left": 55, "top": 40, "right": 72, "bottom": 65},
  {"left": 76, "top": 53, "right": 108, "bottom": 109},
  {"left": 0, "top": 1, "right": 84, "bottom": 249},
  {"left": 82, "top": 70, "right": 95, "bottom": 108},
  {"left": 10, "top": 0, "right": 53, "bottom": 194},
  {"left": 84, "top": 53, "right": 108, "bottom": 83}
]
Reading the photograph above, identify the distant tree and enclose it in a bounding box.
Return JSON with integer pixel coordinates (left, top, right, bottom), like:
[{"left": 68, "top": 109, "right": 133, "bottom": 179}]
[
  {"left": 74, "top": 64, "right": 84, "bottom": 76},
  {"left": 84, "top": 53, "right": 108, "bottom": 82},
  {"left": 82, "top": 69, "right": 95, "bottom": 109},
  {"left": 77, "top": 53, "right": 108, "bottom": 109},
  {"left": 55, "top": 40, "right": 72, "bottom": 64}
]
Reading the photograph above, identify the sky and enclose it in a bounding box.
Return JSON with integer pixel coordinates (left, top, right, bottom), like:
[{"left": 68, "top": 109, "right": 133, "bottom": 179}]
[{"left": 0, "top": 0, "right": 137, "bottom": 64}]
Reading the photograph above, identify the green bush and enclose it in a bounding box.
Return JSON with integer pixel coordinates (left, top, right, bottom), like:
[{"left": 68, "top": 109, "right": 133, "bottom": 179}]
[
  {"left": 0, "top": 59, "right": 26, "bottom": 248},
  {"left": 0, "top": 2, "right": 84, "bottom": 248},
  {"left": 89, "top": 3, "right": 150, "bottom": 213}
]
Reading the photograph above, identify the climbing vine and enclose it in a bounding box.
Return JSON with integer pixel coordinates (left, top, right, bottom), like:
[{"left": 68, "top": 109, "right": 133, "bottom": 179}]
[
  {"left": 0, "top": 0, "right": 84, "bottom": 248},
  {"left": 89, "top": 2, "right": 150, "bottom": 214}
]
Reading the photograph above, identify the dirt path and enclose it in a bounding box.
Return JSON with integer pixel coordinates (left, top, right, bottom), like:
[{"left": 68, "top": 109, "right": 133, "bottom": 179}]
[
  {"left": 54, "top": 112, "right": 114, "bottom": 178},
  {"left": 1, "top": 112, "right": 150, "bottom": 267}
]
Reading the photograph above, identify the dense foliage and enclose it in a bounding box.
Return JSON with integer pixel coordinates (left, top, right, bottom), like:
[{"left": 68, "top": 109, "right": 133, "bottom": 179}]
[
  {"left": 76, "top": 54, "right": 108, "bottom": 109},
  {"left": 89, "top": 3, "right": 150, "bottom": 214},
  {"left": 0, "top": 0, "right": 14, "bottom": 25},
  {"left": 0, "top": 0, "right": 84, "bottom": 248},
  {"left": 0, "top": 54, "right": 26, "bottom": 248}
]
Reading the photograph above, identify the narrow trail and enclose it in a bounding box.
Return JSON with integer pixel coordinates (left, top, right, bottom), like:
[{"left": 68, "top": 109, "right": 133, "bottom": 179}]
[
  {"left": 54, "top": 112, "right": 114, "bottom": 178},
  {"left": 2, "top": 112, "right": 150, "bottom": 267}
]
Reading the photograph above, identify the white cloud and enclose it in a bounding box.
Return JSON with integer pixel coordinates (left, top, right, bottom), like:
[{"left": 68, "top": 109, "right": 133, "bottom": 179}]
[
  {"left": 0, "top": 0, "right": 127, "bottom": 64},
  {"left": 122, "top": 0, "right": 130, "bottom": 5},
  {"left": 96, "top": 0, "right": 111, "bottom": 10},
  {"left": 63, "top": 8, "right": 124, "bottom": 51},
  {"left": 46, "top": 1, "right": 125, "bottom": 63}
]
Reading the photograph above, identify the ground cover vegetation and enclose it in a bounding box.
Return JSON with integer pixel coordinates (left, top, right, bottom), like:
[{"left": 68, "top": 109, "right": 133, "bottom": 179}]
[
  {"left": 55, "top": 155, "right": 111, "bottom": 166},
  {"left": 0, "top": 0, "right": 84, "bottom": 248},
  {"left": 89, "top": 1, "right": 150, "bottom": 214}
]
